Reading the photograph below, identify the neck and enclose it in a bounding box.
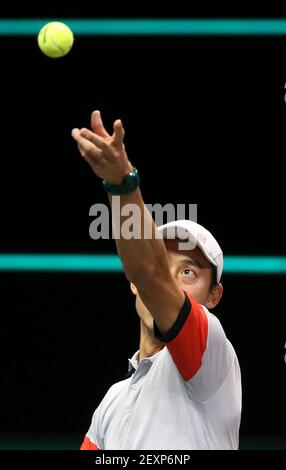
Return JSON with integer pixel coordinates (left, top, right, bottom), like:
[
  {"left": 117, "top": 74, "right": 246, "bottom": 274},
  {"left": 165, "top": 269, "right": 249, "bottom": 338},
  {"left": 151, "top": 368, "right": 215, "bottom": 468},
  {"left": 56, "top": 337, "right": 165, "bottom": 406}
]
[{"left": 139, "top": 320, "right": 164, "bottom": 361}]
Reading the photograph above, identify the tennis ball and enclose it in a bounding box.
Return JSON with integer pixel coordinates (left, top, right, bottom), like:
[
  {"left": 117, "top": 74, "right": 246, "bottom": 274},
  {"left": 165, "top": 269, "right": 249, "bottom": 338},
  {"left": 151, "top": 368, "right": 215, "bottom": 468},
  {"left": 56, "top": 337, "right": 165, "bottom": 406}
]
[{"left": 37, "top": 22, "right": 74, "bottom": 58}]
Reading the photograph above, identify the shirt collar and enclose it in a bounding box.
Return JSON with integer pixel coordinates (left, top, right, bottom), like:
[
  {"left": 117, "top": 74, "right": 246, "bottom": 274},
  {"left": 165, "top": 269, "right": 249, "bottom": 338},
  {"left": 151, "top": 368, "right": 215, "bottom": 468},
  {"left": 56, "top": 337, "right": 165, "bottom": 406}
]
[
  {"left": 128, "top": 350, "right": 140, "bottom": 371},
  {"left": 128, "top": 348, "right": 164, "bottom": 372}
]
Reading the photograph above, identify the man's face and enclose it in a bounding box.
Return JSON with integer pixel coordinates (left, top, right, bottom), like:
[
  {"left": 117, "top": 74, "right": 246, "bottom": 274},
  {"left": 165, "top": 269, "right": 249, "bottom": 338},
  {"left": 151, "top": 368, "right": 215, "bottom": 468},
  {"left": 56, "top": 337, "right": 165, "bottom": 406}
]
[{"left": 133, "top": 238, "right": 220, "bottom": 329}]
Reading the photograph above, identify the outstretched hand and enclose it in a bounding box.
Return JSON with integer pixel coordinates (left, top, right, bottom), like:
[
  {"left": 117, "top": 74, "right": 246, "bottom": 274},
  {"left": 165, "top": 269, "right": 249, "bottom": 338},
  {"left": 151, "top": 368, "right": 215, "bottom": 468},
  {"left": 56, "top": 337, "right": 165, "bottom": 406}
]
[{"left": 71, "top": 110, "right": 133, "bottom": 184}]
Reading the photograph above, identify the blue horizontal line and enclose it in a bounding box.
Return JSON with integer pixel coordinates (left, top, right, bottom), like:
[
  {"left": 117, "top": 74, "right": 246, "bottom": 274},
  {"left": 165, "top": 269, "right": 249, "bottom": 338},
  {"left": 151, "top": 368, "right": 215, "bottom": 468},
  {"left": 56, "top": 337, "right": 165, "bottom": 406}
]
[
  {"left": 0, "top": 255, "right": 123, "bottom": 272},
  {"left": 2, "top": 19, "right": 286, "bottom": 36},
  {"left": 224, "top": 256, "right": 286, "bottom": 273},
  {"left": 0, "top": 254, "right": 286, "bottom": 273}
]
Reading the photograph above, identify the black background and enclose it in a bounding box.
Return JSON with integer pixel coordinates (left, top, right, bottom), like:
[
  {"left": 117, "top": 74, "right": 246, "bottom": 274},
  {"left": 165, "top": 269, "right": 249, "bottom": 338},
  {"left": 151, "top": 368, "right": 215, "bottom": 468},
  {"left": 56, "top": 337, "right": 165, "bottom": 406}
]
[{"left": 0, "top": 12, "right": 286, "bottom": 450}]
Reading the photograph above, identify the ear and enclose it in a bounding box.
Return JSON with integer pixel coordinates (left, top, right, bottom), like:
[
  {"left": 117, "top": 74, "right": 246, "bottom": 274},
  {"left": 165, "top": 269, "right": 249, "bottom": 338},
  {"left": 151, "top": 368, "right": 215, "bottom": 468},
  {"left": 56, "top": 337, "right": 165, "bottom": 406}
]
[
  {"left": 130, "top": 282, "right": 138, "bottom": 296},
  {"left": 206, "top": 283, "right": 223, "bottom": 309}
]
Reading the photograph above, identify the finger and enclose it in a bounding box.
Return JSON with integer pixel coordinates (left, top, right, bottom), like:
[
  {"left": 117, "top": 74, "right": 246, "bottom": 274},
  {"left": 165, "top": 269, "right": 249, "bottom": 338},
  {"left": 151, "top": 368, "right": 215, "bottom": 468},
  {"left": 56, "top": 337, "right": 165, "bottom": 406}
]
[
  {"left": 77, "top": 143, "right": 86, "bottom": 158},
  {"left": 72, "top": 129, "right": 101, "bottom": 159},
  {"left": 79, "top": 128, "right": 109, "bottom": 151},
  {"left": 112, "top": 119, "right": 125, "bottom": 145},
  {"left": 91, "top": 110, "right": 110, "bottom": 138},
  {"left": 71, "top": 128, "right": 80, "bottom": 138}
]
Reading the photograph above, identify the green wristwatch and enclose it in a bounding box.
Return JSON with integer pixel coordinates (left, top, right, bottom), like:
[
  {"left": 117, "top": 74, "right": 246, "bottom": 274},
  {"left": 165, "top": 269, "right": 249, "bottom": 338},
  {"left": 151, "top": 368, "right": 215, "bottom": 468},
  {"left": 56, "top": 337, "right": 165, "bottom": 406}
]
[{"left": 102, "top": 167, "right": 140, "bottom": 195}]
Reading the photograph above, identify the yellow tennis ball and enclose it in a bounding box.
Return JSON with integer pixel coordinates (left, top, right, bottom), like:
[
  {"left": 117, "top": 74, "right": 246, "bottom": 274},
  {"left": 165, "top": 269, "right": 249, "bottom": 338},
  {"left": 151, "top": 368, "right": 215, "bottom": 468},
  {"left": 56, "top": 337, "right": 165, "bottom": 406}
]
[{"left": 37, "top": 22, "right": 74, "bottom": 58}]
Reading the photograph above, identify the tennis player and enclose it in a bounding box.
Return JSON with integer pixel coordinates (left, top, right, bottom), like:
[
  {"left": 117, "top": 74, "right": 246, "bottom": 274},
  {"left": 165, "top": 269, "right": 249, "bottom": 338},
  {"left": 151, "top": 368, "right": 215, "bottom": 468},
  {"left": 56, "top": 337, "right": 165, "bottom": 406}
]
[{"left": 71, "top": 111, "right": 241, "bottom": 450}]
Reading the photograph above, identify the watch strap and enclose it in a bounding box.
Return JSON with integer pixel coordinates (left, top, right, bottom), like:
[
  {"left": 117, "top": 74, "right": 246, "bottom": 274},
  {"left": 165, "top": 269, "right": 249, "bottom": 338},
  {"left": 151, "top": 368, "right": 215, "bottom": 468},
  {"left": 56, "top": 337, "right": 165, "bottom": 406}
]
[{"left": 102, "top": 167, "right": 140, "bottom": 195}]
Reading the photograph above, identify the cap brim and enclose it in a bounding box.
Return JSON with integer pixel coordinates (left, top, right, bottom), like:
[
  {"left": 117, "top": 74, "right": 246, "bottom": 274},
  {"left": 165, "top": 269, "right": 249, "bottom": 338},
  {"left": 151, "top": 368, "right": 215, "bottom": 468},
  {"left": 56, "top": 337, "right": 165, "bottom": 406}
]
[{"left": 158, "top": 222, "right": 217, "bottom": 267}]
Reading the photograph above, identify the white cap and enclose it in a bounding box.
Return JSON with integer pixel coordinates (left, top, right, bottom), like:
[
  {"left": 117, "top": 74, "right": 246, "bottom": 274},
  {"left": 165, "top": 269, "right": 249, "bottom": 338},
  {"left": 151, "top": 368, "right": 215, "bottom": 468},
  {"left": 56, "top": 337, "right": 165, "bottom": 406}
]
[{"left": 157, "top": 220, "right": 223, "bottom": 283}]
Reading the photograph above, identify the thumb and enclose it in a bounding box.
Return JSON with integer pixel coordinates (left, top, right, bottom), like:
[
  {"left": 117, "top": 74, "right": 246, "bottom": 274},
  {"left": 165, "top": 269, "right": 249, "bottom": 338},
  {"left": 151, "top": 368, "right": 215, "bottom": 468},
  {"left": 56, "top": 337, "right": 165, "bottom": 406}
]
[{"left": 112, "top": 119, "right": 125, "bottom": 145}]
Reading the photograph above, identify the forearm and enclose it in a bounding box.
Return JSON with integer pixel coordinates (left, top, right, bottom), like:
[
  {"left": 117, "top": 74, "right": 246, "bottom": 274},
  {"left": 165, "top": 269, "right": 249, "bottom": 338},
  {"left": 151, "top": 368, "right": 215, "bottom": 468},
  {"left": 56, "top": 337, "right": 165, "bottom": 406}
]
[{"left": 108, "top": 189, "right": 170, "bottom": 284}]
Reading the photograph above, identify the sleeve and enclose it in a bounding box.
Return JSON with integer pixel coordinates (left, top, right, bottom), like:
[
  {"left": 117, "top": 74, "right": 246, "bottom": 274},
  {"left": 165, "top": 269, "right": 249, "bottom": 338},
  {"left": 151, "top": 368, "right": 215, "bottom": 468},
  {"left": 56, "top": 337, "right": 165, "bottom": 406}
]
[
  {"left": 79, "top": 379, "right": 128, "bottom": 450},
  {"left": 79, "top": 404, "right": 105, "bottom": 450},
  {"left": 80, "top": 435, "right": 100, "bottom": 450},
  {"left": 154, "top": 290, "right": 234, "bottom": 400}
]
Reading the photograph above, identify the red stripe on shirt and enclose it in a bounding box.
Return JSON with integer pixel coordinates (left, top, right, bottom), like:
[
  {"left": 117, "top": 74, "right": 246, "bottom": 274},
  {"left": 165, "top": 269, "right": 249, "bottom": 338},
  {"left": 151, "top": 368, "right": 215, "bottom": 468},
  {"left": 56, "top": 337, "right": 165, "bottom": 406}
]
[
  {"left": 166, "top": 292, "right": 208, "bottom": 381},
  {"left": 80, "top": 435, "right": 100, "bottom": 450}
]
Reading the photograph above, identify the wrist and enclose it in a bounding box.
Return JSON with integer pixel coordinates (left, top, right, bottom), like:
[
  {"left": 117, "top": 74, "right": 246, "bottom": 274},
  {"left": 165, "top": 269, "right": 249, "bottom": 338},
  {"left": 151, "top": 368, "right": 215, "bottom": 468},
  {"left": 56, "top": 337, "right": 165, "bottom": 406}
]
[
  {"left": 105, "top": 163, "right": 133, "bottom": 185},
  {"left": 102, "top": 166, "right": 140, "bottom": 195}
]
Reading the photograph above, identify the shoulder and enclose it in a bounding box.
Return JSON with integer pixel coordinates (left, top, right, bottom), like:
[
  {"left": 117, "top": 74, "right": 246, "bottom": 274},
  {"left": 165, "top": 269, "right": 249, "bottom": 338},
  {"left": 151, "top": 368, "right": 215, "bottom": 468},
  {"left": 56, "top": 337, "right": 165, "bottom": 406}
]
[
  {"left": 90, "top": 377, "right": 131, "bottom": 426},
  {"left": 102, "top": 377, "right": 131, "bottom": 404},
  {"left": 201, "top": 307, "right": 231, "bottom": 346}
]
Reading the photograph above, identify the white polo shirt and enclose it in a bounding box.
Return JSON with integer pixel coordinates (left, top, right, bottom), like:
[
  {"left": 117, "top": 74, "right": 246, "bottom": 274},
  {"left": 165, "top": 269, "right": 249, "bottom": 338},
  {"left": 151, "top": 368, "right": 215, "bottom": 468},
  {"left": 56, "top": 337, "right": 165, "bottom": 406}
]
[{"left": 81, "top": 292, "right": 241, "bottom": 450}]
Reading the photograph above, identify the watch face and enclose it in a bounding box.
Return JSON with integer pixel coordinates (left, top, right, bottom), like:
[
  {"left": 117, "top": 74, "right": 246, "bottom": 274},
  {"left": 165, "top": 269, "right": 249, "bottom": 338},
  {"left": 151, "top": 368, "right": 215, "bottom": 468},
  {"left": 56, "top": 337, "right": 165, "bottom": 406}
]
[{"left": 125, "top": 172, "right": 139, "bottom": 192}]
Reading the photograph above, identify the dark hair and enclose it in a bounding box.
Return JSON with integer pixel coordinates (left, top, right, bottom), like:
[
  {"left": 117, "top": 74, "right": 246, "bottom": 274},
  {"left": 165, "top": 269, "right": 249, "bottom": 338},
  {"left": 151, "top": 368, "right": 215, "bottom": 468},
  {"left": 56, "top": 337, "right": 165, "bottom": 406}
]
[{"left": 209, "top": 266, "right": 218, "bottom": 293}]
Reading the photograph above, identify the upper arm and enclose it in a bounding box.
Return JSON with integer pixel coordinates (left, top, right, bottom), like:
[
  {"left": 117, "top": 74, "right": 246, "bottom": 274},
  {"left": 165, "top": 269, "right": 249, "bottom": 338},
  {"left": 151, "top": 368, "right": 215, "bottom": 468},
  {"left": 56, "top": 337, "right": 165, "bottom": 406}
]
[
  {"left": 154, "top": 291, "right": 208, "bottom": 381},
  {"left": 154, "top": 292, "right": 234, "bottom": 401},
  {"left": 187, "top": 310, "right": 235, "bottom": 401},
  {"left": 81, "top": 406, "right": 104, "bottom": 450},
  {"left": 135, "top": 268, "right": 185, "bottom": 334}
]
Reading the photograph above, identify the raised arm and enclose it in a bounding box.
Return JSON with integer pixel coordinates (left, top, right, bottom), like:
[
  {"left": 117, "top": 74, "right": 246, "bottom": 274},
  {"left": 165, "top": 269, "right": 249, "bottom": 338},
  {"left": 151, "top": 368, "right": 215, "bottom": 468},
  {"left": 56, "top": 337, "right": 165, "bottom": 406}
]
[{"left": 71, "top": 110, "right": 184, "bottom": 334}]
